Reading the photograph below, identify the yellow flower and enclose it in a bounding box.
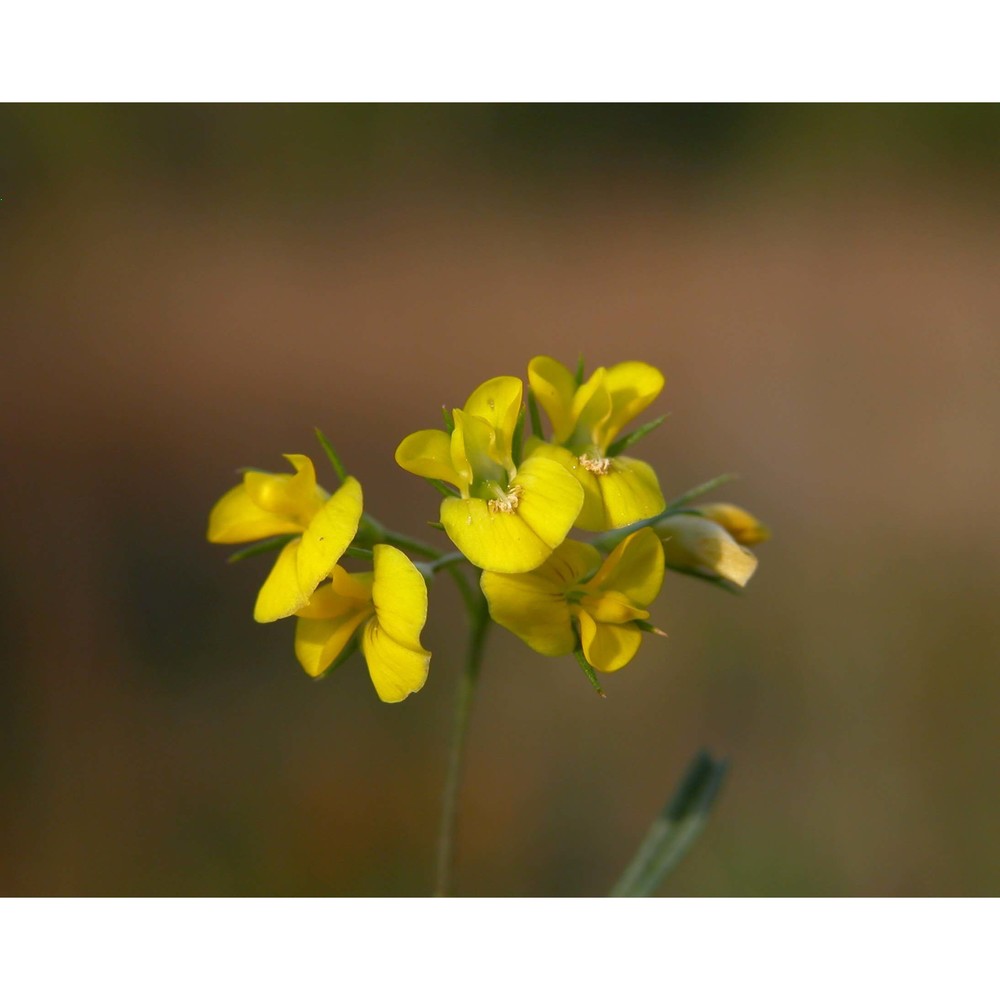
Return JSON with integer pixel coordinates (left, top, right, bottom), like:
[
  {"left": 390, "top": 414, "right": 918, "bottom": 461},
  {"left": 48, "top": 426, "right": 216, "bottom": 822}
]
[
  {"left": 481, "top": 527, "right": 665, "bottom": 673},
  {"left": 294, "top": 545, "right": 430, "bottom": 703},
  {"left": 694, "top": 502, "right": 771, "bottom": 546},
  {"left": 526, "top": 355, "right": 666, "bottom": 531},
  {"left": 207, "top": 454, "right": 363, "bottom": 622},
  {"left": 655, "top": 513, "right": 758, "bottom": 588},
  {"left": 395, "top": 375, "right": 584, "bottom": 573}
]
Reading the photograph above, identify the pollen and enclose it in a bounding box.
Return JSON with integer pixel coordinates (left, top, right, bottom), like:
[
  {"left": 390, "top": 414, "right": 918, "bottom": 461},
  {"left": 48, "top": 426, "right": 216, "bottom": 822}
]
[
  {"left": 578, "top": 454, "right": 611, "bottom": 475},
  {"left": 487, "top": 484, "right": 524, "bottom": 514}
]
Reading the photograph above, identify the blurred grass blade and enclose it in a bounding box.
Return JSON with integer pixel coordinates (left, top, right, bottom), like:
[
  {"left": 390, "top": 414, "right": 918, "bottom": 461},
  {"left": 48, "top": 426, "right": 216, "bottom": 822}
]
[
  {"left": 606, "top": 415, "right": 666, "bottom": 457},
  {"left": 610, "top": 750, "right": 728, "bottom": 896},
  {"left": 226, "top": 534, "right": 296, "bottom": 563}
]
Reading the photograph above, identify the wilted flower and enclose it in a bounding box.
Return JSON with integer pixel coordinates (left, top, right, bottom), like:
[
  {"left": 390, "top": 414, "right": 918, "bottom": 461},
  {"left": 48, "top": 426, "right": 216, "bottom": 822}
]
[{"left": 655, "top": 512, "right": 758, "bottom": 588}]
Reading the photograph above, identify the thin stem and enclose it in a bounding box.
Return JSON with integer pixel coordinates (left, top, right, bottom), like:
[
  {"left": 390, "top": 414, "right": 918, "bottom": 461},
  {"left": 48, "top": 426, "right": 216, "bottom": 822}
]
[
  {"left": 381, "top": 529, "right": 446, "bottom": 561},
  {"left": 434, "top": 593, "right": 490, "bottom": 897}
]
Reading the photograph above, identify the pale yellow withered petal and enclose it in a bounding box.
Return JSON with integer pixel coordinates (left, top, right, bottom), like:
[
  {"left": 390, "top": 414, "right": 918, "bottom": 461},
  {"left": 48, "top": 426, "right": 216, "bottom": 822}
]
[
  {"left": 244, "top": 454, "right": 326, "bottom": 522},
  {"left": 597, "top": 457, "right": 666, "bottom": 529},
  {"left": 600, "top": 361, "right": 665, "bottom": 447},
  {"left": 695, "top": 503, "right": 771, "bottom": 546},
  {"left": 510, "top": 455, "right": 584, "bottom": 550},
  {"left": 395, "top": 430, "right": 465, "bottom": 490},
  {"left": 591, "top": 527, "right": 665, "bottom": 607},
  {"left": 480, "top": 569, "right": 577, "bottom": 657},
  {"left": 440, "top": 496, "right": 553, "bottom": 573},
  {"left": 658, "top": 513, "right": 758, "bottom": 587},
  {"left": 254, "top": 538, "right": 307, "bottom": 623},
  {"left": 294, "top": 602, "right": 372, "bottom": 678},
  {"left": 296, "top": 476, "right": 364, "bottom": 599},
  {"left": 361, "top": 618, "right": 430, "bottom": 703},
  {"left": 577, "top": 610, "right": 643, "bottom": 673},
  {"left": 463, "top": 376, "right": 523, "bottom": 460},
  {"left": 527, "top": 356, "right": 578, "bottom": 443},
  {"left": 371, "top": 545, "right": 428, "bottom": 649},
  {"left": 206, "top": 483, "right": 304, "bottom": 544}
]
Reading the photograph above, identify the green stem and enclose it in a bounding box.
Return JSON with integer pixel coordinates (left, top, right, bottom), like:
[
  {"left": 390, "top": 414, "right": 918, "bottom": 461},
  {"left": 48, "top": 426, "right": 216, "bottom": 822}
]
[
  {"left": 381, "top": 529, "right": 446, "bottom": 561},
  {"left": 434, "top": 592, "right": 490, "bottom": 897}
]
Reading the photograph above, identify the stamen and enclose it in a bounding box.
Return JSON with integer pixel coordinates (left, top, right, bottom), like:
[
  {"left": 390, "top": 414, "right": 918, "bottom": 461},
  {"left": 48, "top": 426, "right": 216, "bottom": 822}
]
[
  {"left": 579, "top": 454, "right": 611, "bottom": 475},
  {"left": 487, "top": 484, "right": 524, "bottom": 514}
]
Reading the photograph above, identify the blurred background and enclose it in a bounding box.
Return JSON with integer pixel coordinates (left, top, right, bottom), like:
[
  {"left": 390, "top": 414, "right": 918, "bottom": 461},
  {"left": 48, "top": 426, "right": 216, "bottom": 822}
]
[{"left": 1, "top": 104, "right": 998, "bottom": 896}]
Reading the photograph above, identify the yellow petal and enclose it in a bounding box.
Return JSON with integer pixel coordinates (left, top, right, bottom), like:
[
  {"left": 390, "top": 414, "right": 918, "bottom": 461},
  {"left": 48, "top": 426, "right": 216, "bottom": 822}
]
[
  {"left": 527, "top": 356, "right": 578, "bottom": 443},
  {"left": 571, "top": 368, "right": 613, "bottom": 445},
  {"left": 295, "top": 565, "right": 372, "bottom": 619},
  {"left": 361, "top": 618, "right": 430, "bottom": 703},
  {"left": 591, "top": 527, "right": 665, "bottom": 607},
  {"left": 463, "top": 376, "right": 523, "bottom": 460},
  {"left": 597, "top": 457, "right": 666, "bottom": 529},
  {"left": 510, "top": 455, "right": 584, "bottom": 550},
  {"left": 542, "top": 538, "right": 603, "bottom": 589},
  {"left": 600, "top": 361, "right": 665, "bottom": 447},
  {"left": 371, "top": 545, "right": 428, "bottom": 649},
  {"left": 254, "top": 539, "right": 308, "bottom": 622},
  {"left": 524, "top": 440, "right": 605, "bottom": 531},
  {"left": 581, "top": 589, "right": 649, "bottom": 625},
  {"left": 480, "top": 567, "right": 576, "bottom": 657},
  {"left": 657, "top": 514, "right": 758, "bottom": 587},
  {"left": 244, "top": 454, "right": 326, "bottom": 522},
  {"left": 459, "top": 411, "right": 510, "bottom": 484},
  {"left": 296, "top": 476, "right": 364, "bottom": 598},
  {"left": 207, "top": 483, "right": 304, "bottom": 544},
  {"left": 695, "top": 503, "right": 771, "bottom": 546},
  {"left": 448, "top": 409, "right": 474, "bottom": 490},
  {"left": 395, "top": 430, "right": 465, "bottom": 490},
  {"left": 294, "top": 601, "right": 371, "bottom": 678},
  {"left": 440, "top": 496, "right": 553, "bottom": 573},
  {"left": 577, "top": 610, "right": 643, "bottom": 673}
]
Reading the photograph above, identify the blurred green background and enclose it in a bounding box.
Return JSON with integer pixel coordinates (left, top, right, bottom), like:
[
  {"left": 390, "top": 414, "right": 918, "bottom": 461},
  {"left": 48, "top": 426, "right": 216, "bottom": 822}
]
[{"left": 1, "top": 104, "right": 998, "bottom": 895}]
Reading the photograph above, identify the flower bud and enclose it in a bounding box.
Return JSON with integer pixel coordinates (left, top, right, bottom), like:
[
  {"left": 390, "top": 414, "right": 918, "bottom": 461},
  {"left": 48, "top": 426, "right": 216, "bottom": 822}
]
[
  {"left": 693, "top": 502, "right": 770, "bottom": 546},
  {"left": 656, "top": 513, "right": 758, "bottom": 588}
]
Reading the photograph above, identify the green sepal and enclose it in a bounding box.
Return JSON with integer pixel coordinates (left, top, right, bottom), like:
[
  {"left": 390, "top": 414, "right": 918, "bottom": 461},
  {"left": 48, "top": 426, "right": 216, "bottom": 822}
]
[
  {"left": 609, "top": 750, "right": 728, "bottom": 896},
  {"left": 664, "top": 473, "right": 738, "bottom": 512},
  {"left": 527, "top": 386, "right": 544, "bottom": 439},
  {"left": 441, "top": 406, "right": 455, "bottom": 434},
  {"left": 314, "top": 427, "right": 348, "bottom": 484},
  {"left": 606, "top": 415, "right": 666, "bottom": 457},
  {"left": 666, "top": 564, "right": 745, "bottom": 595},
  {"left": 429, "top": 479, "right": 459, "bottom": 498},
  {"left": 226, "top": 534, "right": 297, "bottom": 564},
  {"left": 511, "top": 405, "right": 525, "bottom": 467},
  {"left": 574, "top": 353, "right": 586, "bottom": 385},
  {"left": 574, "top": 649, "right": 606, "bottom": 698}
]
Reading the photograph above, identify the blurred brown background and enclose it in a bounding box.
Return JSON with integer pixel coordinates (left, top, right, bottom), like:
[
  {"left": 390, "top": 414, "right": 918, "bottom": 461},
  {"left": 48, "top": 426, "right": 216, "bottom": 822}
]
[{"left": 1, "top": 104, "right": 998, "bottom": 895}]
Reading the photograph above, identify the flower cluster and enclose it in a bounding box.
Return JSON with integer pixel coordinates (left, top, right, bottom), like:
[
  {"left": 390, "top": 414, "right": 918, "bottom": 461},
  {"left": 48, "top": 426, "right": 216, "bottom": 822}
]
[{"left": 208, "top": 355, "right": 768, "bottom": 699}]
